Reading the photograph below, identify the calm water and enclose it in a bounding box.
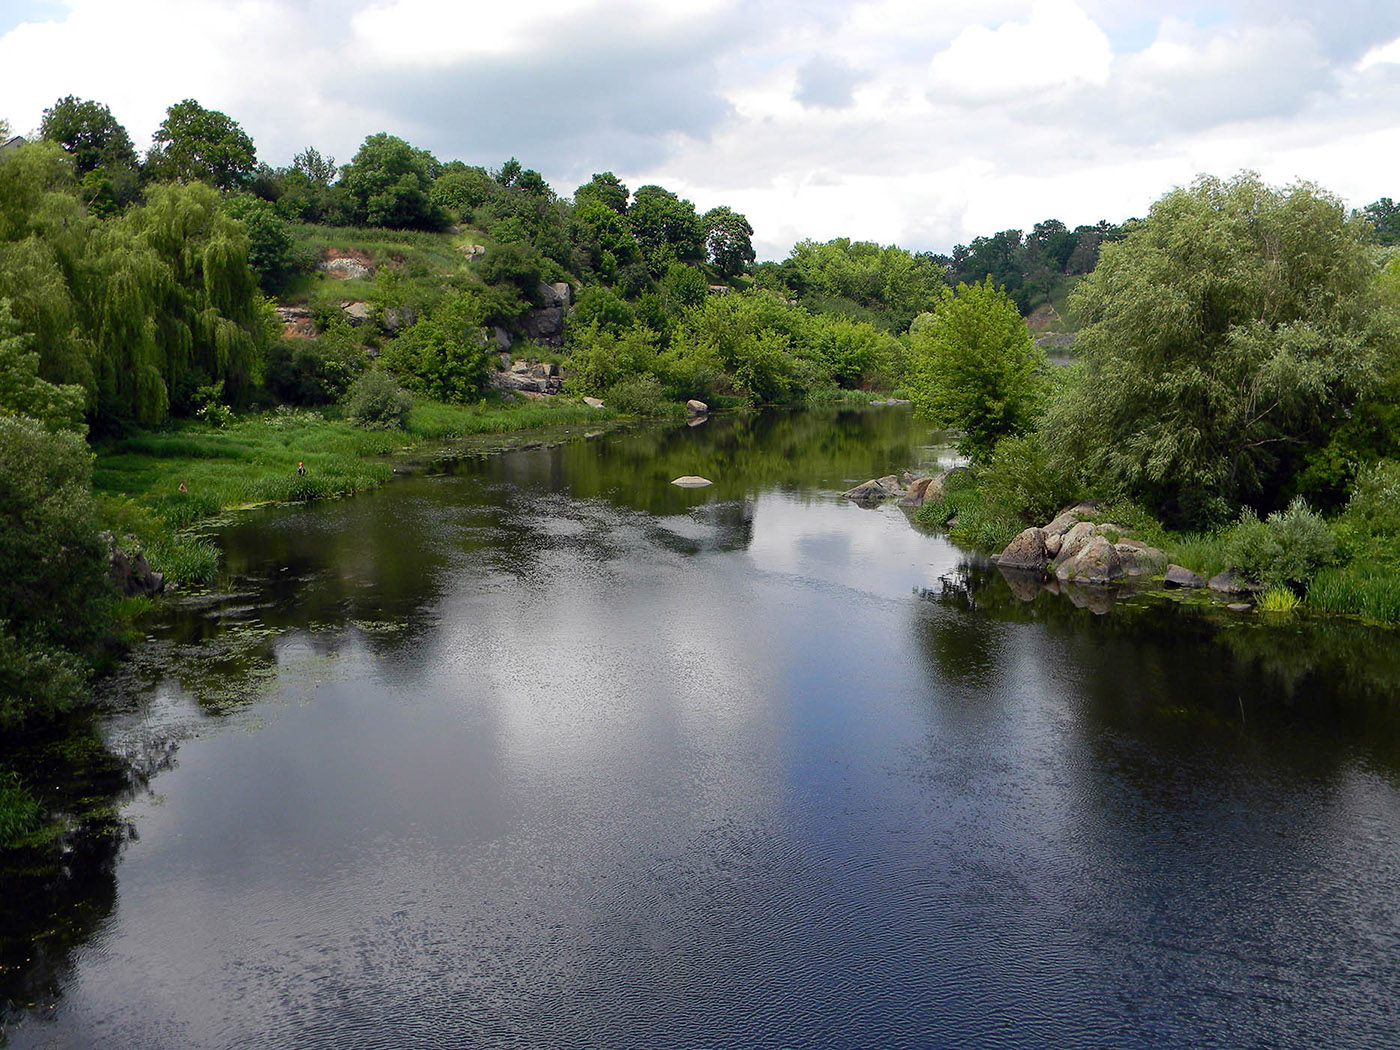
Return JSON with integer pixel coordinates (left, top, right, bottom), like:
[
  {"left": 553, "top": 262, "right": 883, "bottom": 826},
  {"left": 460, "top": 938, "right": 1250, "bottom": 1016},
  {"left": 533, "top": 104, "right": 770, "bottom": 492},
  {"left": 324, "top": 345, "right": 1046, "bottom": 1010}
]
[{"left": 4, "top": 407, "right": 1400, "bottom": 1049}]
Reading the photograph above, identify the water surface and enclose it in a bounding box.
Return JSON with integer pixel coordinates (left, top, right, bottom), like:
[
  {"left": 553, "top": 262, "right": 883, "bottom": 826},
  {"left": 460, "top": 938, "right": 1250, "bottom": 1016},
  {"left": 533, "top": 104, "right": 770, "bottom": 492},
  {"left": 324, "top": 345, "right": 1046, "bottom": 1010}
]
[{"left": 4, "top": 408, "right": 1398, "bottom": 1049}]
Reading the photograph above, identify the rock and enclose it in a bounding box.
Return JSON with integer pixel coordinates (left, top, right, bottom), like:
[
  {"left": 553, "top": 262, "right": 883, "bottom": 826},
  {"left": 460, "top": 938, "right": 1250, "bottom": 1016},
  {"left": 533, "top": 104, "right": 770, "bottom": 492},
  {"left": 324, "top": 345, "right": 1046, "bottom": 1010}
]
[
  {"left": 1209, "top": 570, "right": 1261, "bottom": 595},
  {"left": 494, "top": 327, "right": 512, "bottom": 352},
  {"left": 1053, "top": 521, "right": 1099, "bottom": 567},
  {"left": 899, "top": 475, "right": 939, "bottom": 508},
  {"left": 994, "top": 527, "right": 1050, "bottom": 572},
  {"left": 459, "top": 243, "right": 487, "bottom": 258},
  {"left": 867, "top": 398, "right": 912, "bottom": 406},
  {"left": 1043, "top": 501, "right": 1104, "bottom": 538},
  {"left": 672, "top": 476, "right": 713, "bottom": 487},
  {"left": 521, "top": 306, "right": 565, "bottom": 346},
  {"left": 1055, "top": 535, "right": 1121, "bottom": 584},
  {"left": 108, "top": 540, "right": 165, "bottom": 598},
  {"left": 1114, "top": 542, "right": 1167, "bottom": 577},
  {"left": 1045, "top": 533, "right": 1063, "bottom": 558},
  {"left": 1228, "top": 603, "right": 1253, "bottom": 612},
  {"left": 382, "top": 306, "right": 418, "bottom": 333},
  {"left": 583, "top": 396, "right": 604, "bottom": 408},
  {"left": 537, "top": 281, "right": 572, "bottom": 309},
  {"left": 841, "top": 475, "right": 903, "bottom": 502},
  {"left": 1164, "top": 564, "right": 1207, "bottom": 588},
  {"left": 320, "top": 254, "right": 373, "bottom": 280},
  {"left": 686, "top": 399, "right": 709, "bottom": 415},
  {"left": 707, "top": 284, "right": 732, "bottom": 295},
  {"left": 275, "top": 306, "right": 316, "bottom": 340},
  {"left": 341, "top": 301, "right": 372, "bottom": 326}
]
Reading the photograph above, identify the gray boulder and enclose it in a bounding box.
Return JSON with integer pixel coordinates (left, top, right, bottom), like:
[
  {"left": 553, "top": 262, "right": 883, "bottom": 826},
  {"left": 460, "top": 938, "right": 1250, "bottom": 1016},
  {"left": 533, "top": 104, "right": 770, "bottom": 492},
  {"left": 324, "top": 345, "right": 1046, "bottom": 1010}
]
[
  {"left": 898, "top": 475, "right": 940, "bottom": 508},
  {"left": 1209, "top": 569, "right": 1262, "bottom": 595},
  {"left": 521, "top": 306, "right": 566, "bottom": 346},
  {"left": 1164, "top": 564, "right": 1207, "bottom": 588},
  {"left": 672, "top": 476, "right": 712, "bottom": 487},
  {"left": 1114, "top": 540, "right": 1168, "bottom": 577},
  {"left": 841, "top": 475, "right": 903, "bottom": 502},
  {"left": 341, "top": 300, "right": 372, "bottom": 326},
  {"left": 686, "top": 399, "right": 709, "bottom": 415},
  {"left": 995, "top": 527, "right": 1050, "bottom": 572},
  {"left": 1055, "top": 535, "right": 1121, "bottom": 584},
  {"left": 1053, "top": 521, "right": 1099, "bottom": 568}
]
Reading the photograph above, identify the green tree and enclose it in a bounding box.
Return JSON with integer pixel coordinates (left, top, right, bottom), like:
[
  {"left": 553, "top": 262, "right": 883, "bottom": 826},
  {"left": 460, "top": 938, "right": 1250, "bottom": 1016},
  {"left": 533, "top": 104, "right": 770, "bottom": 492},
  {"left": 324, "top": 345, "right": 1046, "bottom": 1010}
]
[
  {"left": 39, "top": 95, "right": 140, "bottom": 215},
  {"left": 379, "top": 292, "right": 493, "bottom": 402},
  {"left": 223, "top": 194, "right": 296, "bottom": 292},
  {"left": 628, "top": 185, "right": 705, "bottom": 272},
  {"left": 575, "top": 171, "right": 629, "bottom": 214},
  {"left": 146, "top": 99, "right": 257, "bottom": 190},
  {"left": 703, "top": 206, "right": 755, "bottom": 278},
  {"left": 1050, "top": 173, "right": 1393, "bottom": 527},
  {"left": 0, "top": 415, "right": 111, "bottom": 724},
  {"left": 907, "top": 278, "right": 1046, "bottom": 460},
  {"left": 0, "top": 299, "right": 86, "bottom": 432},
  {"left": 339, "top": 133, "right": 446, "bottom": 230}
]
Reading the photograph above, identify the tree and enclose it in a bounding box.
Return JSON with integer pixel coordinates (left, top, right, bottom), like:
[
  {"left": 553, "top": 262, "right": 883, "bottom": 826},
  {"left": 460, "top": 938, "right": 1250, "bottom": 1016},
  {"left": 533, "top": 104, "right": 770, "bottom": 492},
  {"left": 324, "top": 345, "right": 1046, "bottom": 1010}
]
[
  {"left": 575, "top": 172, "right": 629, "bottom": 215},
  {"left": 0, "top": 414, "right": 110, "bottom": 724},
  {"left": 1049, "top": 173, "right": 1394, "bottom": 527},
  {"left": 0, "top": 299, "right": 86, "bottom": 432},
  {"left": 339, "top": 133, "right": 446, "bottom": 230},
  {"left": 146, "top": 99, "right": 257, "bottom": 190},
  {"left": 907, "top": 278, "right": 1045, "bottom": 460},
  {"left": 39, "top": 95, "right": 139, "bottom": 215},
  {"left": 223, "top": 195, "right": 296, "bottom": 292},
  {"left": 703, "top": 206, "right": 755, "bottom": 278},
  {"left": 1362, "top": 198, "right": 1400, "bottom": 246},
  {"left": 628, "top": 185, "right": 705, "bottom": 272},
  {"left": 379, "top": 293, "right": 492, "bottom": 403},
  {"left": 276, "top": 146, "right": 341, "bottom": 223}
]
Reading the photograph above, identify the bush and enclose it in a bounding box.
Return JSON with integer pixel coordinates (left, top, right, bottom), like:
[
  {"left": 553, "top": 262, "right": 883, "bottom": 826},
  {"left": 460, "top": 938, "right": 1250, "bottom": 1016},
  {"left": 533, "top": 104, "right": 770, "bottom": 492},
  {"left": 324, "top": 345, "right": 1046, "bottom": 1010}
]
[
  {"left": 343, "top": 370, "right": 413, "bottom": 429},
  {"left": 604, "top": 375, "right": 678, "bottom": 417},
  {"left": 1224, "top": 497, "right": 1337, "bottom": 591},
  {"left": 1333, "top": 460, "right": 1400, "bottom": 565},
  {"left": 0, "top": 769, "right": 42, "bottom": 846},
  {"left": 379, "top": 293, "right": 493, "bottom": 403}
]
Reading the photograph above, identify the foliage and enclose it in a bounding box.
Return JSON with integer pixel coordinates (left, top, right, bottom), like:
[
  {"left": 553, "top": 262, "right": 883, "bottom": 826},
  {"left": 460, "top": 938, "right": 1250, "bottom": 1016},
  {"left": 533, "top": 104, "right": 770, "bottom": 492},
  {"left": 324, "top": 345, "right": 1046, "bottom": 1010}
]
[
  {"left": 39, "top": 94, "right": 139, "bottom": 215},
  {"left": 628, "top": 185, "right": 705, "bottom": 272},
  {"left": 785, "top": 238, "right": 946, "bottom": 331},
  {"left": 1223, "top": 497, "right": 1337, "bottom": 591},
  {"left": 603, "top": 374, "right": 678, "bottom": 417},
  {"left": 703, "top": 205, "right": 755, "bottom": 278},
  {"left": 1332, "top": 459, "right": 1400, "bottom": 566},
  {"left": 1048, "top": 173, "right": 1394, "bottom": 528},
  {"left": 223, "top": 194, "right": 298, "bottom": 292},
  {"left": 146, "top": 99, "right": 257, "bottom": 190},
  {"left": 1307, "top": 566, "right": 1400, "bottom": 623},
  {"left": 264, "top": 324, "right": 366, "bottom": 406},
  {"left": 0, "top": 769, "right": 42, "bottom": 845},
  {"left": 339, "top": 133, "right": 447, "bottom": 230},
  {"left": 1257, "top": 586, "right": 1301, "bottom": 614},
  {"left": 343, "top": 368, "right": 413, "bottom": 428},
  {"left": 565, "top": 322, "right": 661, "bottom": 396},
  {"left": 0, "top": 416, "right": 110, "bottom": 723},
  {"left": 906, "top": 278, "right": 1046, "bottom": 459},
  {"left": 574, "top": 171, "right": 629, "bottom": 214},
  {"left": 379, "top": 293, "right": 493, "bottom": 403},
  {"left": 0, "top": 299, "right": 87, "bottom": 432},
  {"left": 275, "top": 146, "right": 342, "bottom": 224}
]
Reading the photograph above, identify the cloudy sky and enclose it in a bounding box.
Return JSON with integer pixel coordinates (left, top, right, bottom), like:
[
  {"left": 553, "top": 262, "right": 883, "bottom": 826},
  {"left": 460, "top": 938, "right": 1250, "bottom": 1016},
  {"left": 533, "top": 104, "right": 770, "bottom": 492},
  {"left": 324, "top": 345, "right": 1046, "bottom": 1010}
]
[{"left": 4, "top": 0, "right": 1400, "bottom": 259}]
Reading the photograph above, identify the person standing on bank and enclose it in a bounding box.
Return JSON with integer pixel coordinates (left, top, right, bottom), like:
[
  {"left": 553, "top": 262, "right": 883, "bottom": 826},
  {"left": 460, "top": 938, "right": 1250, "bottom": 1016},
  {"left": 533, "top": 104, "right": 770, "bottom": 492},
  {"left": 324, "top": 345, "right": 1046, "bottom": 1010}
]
[{"left": 297, "top": 461, "right": 306, "bottom": 476}]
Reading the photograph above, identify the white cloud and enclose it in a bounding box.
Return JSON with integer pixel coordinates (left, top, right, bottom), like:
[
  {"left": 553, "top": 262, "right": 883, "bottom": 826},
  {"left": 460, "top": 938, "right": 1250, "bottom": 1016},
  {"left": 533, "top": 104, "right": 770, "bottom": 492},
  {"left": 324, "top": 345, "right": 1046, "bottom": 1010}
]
[
  {"left": 1358, "top": 33, "right": 1400, "bottom": 70},
  {"left": 928, "top": 0, "right": 1112, "bottom": 103}
]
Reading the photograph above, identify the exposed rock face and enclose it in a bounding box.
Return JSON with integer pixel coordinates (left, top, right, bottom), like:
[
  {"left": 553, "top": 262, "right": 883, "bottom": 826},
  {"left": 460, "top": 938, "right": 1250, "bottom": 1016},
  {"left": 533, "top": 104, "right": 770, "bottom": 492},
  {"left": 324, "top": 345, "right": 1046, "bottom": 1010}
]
[
  {"left": 382, "top": 307, "right": 418, "bottom": 333},
  {"left": 108, "top": 540, "right": 165, "bottom": 598},
  {"left": 995, "top": 527, "right": 1050, "bottom": 571},
  {"left": 275, "top": 306, "right": 316, "bottom": 339},
  {"left": 491, "top": 359, "right": 564, "bottom": 395},
  {"left": 686, "top": 399, "right": 709, "bottom": 415},
  {"left": 1114, "top": 540, "right": 1167, "bottom": 577},
  {"left": 1164, "top": 564, "right": 1207, "bottom": 588},
  {"left": 841, "top": 475, "right": 903, "bottom": 502},
  {"left": 320, "top": 250, "right": 374, "bottom": 280},
  {"left": 672, "top": 476, "right": 712, "bottom": 487},
  {"left": 459, "top": 243, "right": 486, "bottom": 258},
  {"left": 494, "top": 327, "right": 512, "bottom": 352},
  {"left": 1054, "top": 521, "right": 1099, "bottom": 567},
  {"left": 521, "top": 306, "right": 565, "bottom": 347},
  {"left": 341, "top": 301, "right": 372, "bottom": 326},
  {"left": 537, "top": 281, "right": 573, "bottom": 309}
]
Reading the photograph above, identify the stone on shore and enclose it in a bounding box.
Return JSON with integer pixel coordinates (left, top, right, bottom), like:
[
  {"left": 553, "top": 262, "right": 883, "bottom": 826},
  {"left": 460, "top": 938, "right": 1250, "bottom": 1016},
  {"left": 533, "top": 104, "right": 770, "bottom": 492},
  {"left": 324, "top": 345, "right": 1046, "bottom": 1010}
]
[
  {"left": 841, "top": 475, "right": 903, "bottom": 502},
  {"left": 1164, "top": 564, "right": 1207, "bottom": 588},
  {"left": 686, "top": 399, "right": 709, "bottom": 415},
  {"left": 1209, "top": 569, "right": 1261, "bottom": 595},
  {"left": 994, "top": 527, "right": 1049, "bottom": 571}
]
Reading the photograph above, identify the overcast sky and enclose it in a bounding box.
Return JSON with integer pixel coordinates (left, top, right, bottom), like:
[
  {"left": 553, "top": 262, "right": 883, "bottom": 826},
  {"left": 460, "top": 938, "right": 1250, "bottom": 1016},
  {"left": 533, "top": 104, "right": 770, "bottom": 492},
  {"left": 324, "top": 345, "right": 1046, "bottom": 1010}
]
[{"left": 4, "top": 0, "right": 1400, "bottom": 259}]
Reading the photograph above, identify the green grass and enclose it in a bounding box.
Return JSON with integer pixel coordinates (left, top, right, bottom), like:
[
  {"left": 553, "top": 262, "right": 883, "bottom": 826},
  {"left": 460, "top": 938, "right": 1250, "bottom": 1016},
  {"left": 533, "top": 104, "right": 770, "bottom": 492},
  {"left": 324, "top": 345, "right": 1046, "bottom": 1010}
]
[
  {"left": 1257, "top": 586, "right": 1301, "bottom": 614},
  {"left": 1307, "top": 565, "right": 1400, "bottom": 623},
  {"left": 0, "top": 770, "right": 41, "bottom": 847},
  {"left": 92, "top": 399, "right": 622, "bottom": 587}
]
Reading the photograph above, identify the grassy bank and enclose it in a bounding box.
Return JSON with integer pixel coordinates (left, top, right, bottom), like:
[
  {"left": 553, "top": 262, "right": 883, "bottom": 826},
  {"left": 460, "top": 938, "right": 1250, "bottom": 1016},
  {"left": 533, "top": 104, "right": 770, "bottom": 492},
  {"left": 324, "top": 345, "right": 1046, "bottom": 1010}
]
[
  {"left": 0, "top": 771, "right": 41, "bottom": 846},
  {"left": 94, "top": 398, "right": 619, "bottom": 587}
]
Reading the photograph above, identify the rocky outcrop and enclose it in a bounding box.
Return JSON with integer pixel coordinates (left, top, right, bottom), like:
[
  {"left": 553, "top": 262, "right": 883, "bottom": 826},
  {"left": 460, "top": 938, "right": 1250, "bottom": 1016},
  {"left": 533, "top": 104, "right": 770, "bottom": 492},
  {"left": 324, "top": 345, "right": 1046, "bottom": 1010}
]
[
  {"left": 521, "top": 306, "right": 566, "bottom": 347},
  {"left": 383, "top": 306, "right": 418, "bottom": 333},
  {"left": 341, "top": 301, "right": 372, "bottom": 326},
  {"left": 538, "top": 282, "right": 573, "bottom": 309},
  {"left": 275, "top": 306, "right": 316, "bottom": 339},
  {"left": 108, "top": 537, "right": 165, "bottom": 598},
  {"left": 491, "top": 357, "right": 564, "bottom": 395},
  {"left": 320, "top": 249, "right": 374, "bottom": 280},
  {"left": 583, "top": 396, "right": 604, "bottom": 409},
  {"left": 991, "top": 502, "right": 1171, "bottom": 587},
  {"left": 1055, "top": 535, "right": 1120, "bottom": 583},
  {"left": 898, "top": 475, "right": 941, "bottom": 508}
]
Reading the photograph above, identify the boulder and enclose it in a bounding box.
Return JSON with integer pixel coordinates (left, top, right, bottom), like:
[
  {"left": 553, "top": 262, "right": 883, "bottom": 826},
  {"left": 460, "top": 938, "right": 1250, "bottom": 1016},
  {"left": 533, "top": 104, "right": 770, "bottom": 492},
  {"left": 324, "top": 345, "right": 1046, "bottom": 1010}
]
[
  {"left": 108, "top": 542, "right": 165, "bottom": 598},
  {"left": 341, "top": 301, "right": 372, "bottom": 326},
  {"left": 1114, "top": 541, "right": 1167, "bottom": 577},
  {"left": 1227, "top": 602, "right": 1254, "bottom": 612},
  {"left": 672, "top": 476, "right": 712, "bottom": 487},
  {"left": 1053, "top": 521, "right": 1099, "bottom": 567},
  {"left": 494, "top": 327, "right": 512, "bottom": 352},
  {"left": 1043, "top": 500, "right": 1105, "bottom": 539},
  {"left": 582, "top": 397, "right": 604, "bottom": 409},
  {"left": 537, "top": 281, "right": 572, "bottom": 309},
  {"left": 1164, "top": 564, "right": 1207, "bottom": 589},
  {"left": 521, "top": 306, "right": 565, "bottom": 346},
  {"left": 686, "top": 399, "right": 709, "bottom": 415},
  {"left": 994, "top": 527, "right": 1050, "bottom": 572},
  {"left": 1055, "top": 535, "right": 1121, "bottom": 584},
  {"left": 841, "top": 475, "right": 903, "bottom": 502},
  {"left": 898, "top": 475, "right": 940, "bottom": 508},
  {"left": 1045, "top": 533, "right": 1063, "bottom": 558},
  {"left": 275, "top": 306, "right": 316, "bottom": 340},
  {"left": 1209, "top": 570, "right": 1262, "bottom": 595},
  {"left": 382, "top": 306, "right": 418, "bottom": 333}
]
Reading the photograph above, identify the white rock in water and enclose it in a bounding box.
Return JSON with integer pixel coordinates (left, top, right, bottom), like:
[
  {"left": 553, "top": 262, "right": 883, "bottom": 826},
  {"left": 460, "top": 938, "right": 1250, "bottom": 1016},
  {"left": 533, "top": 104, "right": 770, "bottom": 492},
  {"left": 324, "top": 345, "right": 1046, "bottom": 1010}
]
[{"left": 672, "top": 476, "right": 713, "bottom": 487}]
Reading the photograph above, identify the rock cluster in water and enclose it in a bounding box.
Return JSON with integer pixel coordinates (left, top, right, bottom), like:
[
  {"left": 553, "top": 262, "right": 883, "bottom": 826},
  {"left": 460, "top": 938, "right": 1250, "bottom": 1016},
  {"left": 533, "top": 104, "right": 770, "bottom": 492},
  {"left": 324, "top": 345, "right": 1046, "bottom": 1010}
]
[
  {"left": 840, "top": 471, "right": 943, "bottom": 509},
  {"left": 993, "top": 502, "right": 1170, "bottom": 584}
]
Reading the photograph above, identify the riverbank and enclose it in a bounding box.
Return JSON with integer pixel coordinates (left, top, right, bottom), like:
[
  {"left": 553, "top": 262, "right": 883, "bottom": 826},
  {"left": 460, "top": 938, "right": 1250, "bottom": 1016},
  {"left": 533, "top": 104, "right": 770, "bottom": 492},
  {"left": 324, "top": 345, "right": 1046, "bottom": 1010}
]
[{"left": 93, "top": 397, "right": 624, "bottom": 589}]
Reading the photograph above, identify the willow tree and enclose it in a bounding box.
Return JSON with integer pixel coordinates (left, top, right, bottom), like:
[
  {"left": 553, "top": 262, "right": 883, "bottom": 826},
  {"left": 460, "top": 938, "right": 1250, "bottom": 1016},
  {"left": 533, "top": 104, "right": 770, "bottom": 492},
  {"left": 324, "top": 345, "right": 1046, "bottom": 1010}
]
[{"left": 1048, "top": 173, "right": 1395, "bottom": 527}]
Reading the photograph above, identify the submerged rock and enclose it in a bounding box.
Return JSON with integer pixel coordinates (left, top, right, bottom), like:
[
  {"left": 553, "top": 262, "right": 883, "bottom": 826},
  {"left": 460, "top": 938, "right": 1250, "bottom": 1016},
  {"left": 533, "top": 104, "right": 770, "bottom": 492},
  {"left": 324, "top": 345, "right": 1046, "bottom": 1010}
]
[
  {"left": 841, "top": 475, "right": 903, "bottom": 502},
  {"left": 672, "top": 476, "right": 713, "bottom": 487}
]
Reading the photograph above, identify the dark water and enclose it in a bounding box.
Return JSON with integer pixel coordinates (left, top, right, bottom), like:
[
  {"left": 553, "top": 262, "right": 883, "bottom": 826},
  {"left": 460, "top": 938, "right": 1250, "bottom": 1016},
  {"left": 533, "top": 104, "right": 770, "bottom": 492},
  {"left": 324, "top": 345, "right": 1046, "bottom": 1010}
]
[{"left": 4, "top": 408, "right": 1400, "bottom": 1049}]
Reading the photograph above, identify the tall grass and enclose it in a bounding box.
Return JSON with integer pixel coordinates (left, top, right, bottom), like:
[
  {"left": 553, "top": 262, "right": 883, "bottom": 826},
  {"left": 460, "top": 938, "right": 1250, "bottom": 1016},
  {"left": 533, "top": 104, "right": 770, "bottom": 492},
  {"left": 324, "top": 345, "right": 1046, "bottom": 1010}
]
[
  {"left": 1307, "top": 566, "right": 1400, "bottom": 623},
  {"left": 0, "top": 770, "right": 41, "bottom": 846}
]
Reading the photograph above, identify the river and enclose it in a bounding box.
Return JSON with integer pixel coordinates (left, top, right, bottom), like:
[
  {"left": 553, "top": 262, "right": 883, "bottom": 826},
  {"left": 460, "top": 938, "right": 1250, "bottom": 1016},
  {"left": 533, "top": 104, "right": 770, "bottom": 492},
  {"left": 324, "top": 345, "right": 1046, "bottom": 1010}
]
[{"left": 3, "top": 406, "right": 1398, "bottom": 1048}]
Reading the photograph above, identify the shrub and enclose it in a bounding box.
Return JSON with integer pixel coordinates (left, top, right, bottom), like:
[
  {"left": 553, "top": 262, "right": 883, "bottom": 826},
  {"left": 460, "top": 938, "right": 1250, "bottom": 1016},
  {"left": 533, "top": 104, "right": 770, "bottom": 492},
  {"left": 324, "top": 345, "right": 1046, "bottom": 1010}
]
[
  {"left": 0, "top": 770, "right": 42, "bottom": 845},
  {"left": 604, "top": 375, "right": 678, "bottom": 418},
  {"left": 1224, "top": 497, "right": 1337, "bottom": 591},
  {"left": 1333, "top": 460, "right": 1400, "bottom": 565},
  {"left": 343, "top": 370, "right": 413, "bottom": 429}
]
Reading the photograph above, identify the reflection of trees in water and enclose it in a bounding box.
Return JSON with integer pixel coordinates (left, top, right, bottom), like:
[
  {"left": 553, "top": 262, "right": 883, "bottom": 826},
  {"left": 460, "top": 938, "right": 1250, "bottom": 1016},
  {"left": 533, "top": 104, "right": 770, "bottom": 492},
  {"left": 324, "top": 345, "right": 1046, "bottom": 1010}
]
[
  {"left": 0, "top": 716, "right": 162, "bottom": 1032},
  {"left": 915, "top": 559, "right": 1400, "bottom": 776}
]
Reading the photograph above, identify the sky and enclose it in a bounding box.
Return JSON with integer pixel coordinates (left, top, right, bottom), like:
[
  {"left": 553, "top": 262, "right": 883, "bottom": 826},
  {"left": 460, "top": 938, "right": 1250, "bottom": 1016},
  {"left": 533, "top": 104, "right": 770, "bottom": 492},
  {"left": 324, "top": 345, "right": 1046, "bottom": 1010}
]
[{"left": 4, "top": 0, "right": 1400, "bottom": 260}]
